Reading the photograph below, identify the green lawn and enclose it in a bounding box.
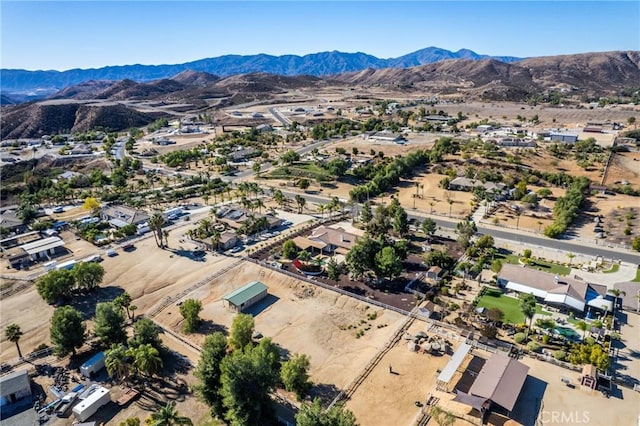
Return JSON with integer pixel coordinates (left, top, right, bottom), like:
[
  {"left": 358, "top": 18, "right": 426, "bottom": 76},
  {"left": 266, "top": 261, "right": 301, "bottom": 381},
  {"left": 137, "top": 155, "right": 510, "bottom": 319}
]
[
  {"left": 496, "top": 253, "right": 570, "bottom": 276},
  {"left": 603, "top": 264, "right": 620, "bottom": 274},
  {"left": 476, "top": 288, "right": 551, "bottom": 323}
]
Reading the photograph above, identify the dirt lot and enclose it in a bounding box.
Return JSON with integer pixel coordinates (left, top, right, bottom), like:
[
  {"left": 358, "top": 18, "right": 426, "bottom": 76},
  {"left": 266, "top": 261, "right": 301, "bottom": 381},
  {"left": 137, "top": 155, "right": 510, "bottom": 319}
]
[
  {"left": 154, "top": 261, "right": 406, "bottom": 394},
  {"left": 603, "top": 150, "right": 640, "bottom": 187},
  {"left": 345, "top": 319, "right": 452, "bottom": 425},
  {"left": 0, "top": 225, "right": 236, "bottom": 362}
]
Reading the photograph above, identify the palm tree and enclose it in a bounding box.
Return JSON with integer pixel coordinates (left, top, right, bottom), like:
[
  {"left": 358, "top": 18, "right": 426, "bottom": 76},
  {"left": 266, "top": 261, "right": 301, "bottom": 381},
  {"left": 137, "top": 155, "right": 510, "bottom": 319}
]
[
  {"left": 211, "top": 231, "right": 221, "bottom": 251},
  {"left": 5, "top": 324, "right": 23, "bottom": 359},
  {"left": 253, "top": 199, "right": 265, "bottom": 214},
  {"left": 447, "top": 198, "right": 454, "bottom": 217},
  {"left": 202, "top": 193, "right": 210, "bottom": 206},
  {"left": 149, "top": 401, "right": 193, "bottom": 426},
  {"left": 130, "top": 344, "right": 163, "bottom": 378},
  {"left": 566, "top": 252, "right": 575, "bottom": 266},
  {"left": 149, "top": 213, "right": 165, "bottom": 248},
  {"left": 575, "top": 320, "right": 589, "bottom": 341},
  {"left": 607, "top": 288, "right": 626, "bottom": 313},
  {"left": 519, "top": 293, "right": 536, "bottom": 339},
  {"left": 295, "top": 195, "right": 306, "bottom": 214},
  {"left": 105, "top": 343, "right": 131, "bottom": 382}
]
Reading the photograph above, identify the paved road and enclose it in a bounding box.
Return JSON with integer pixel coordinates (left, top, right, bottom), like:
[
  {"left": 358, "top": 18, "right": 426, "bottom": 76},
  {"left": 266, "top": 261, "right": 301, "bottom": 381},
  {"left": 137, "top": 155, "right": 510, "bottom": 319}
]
[
  {"left": 268, "top": 107, "right": 292, "bottom": 127},
  {"left": 260, "top": 189, "right": 640, "bottom": 264}
]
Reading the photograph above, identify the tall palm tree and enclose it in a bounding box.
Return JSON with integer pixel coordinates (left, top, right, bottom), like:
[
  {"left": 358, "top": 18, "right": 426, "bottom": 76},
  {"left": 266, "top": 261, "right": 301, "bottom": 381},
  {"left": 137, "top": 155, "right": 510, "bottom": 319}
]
[
  {"left": 253, "top": 199, "right": 265, "bottom": 214},
  {"left": 5, "top": 324, "right": 23, "bottom": 359},
  {"left": 519, "top": 293, "right": 536, "bottom": 339},
  {"left": 211, "top": 231, "right": 221, "bottom": 251},
  {"left": 607, "top": 288, "right": 626, "bottom": 313},
  {"left": 105, "top": 343, "right": 131, "bottom": 382},
  {"left": 149, "top": 401, "right": 193, "bottom": 426},
  {"left": 575, "top": 320, "right": 589, "bottom": 341},
  {"left": 130, "top": 344, "right": 163, "bottom": 378},
  {"left": 149, "top": 213, "right": 165, "bottom": 248}
]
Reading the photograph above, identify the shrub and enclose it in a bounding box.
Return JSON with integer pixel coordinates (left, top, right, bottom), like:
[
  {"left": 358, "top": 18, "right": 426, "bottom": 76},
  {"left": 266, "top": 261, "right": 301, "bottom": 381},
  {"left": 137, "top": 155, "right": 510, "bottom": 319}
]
[
  {"left": 554, "top": 350, "right": 567, "bottom": 361},
  {"left": 514, "top": 333, "right": 527, "bottom": 344},
  {"left": 527, "top": 341, "right": 541, "bottom": 353},
  {"left": 542, "top": 335, "right": 550, "bottom": 344}
]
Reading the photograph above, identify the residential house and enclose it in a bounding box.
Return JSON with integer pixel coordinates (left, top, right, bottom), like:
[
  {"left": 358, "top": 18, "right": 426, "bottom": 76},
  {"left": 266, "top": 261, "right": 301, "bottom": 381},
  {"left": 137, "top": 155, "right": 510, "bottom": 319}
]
[
  {"left": 497, "top": 263, "right": 612, "bottom": 313},
  {"left": 448, "top": 177, "right": 507, "bottom": 197},
  {"left": 216, "top": 206, "right": 282, "bottom": 231},
  {"left": 0, "top": 206, "right": 26, "bottom": 234},
  {"left": 101, "top": 205, "right": 150, "bottom": 228},
  {"left": 426, "top": 266, "right": 443, "bottom": 282},
  {"left": 228, "top": 147, "right": 260, "bottom": 162},
  {"left": 294, "top": 226, "right": 358, "bottom": 255},
  {"left": 218, "top": 231, "right": 238, "bottom": 251},
  {"left": 69, "top": 144, "right": 93, "bottom": 155}
]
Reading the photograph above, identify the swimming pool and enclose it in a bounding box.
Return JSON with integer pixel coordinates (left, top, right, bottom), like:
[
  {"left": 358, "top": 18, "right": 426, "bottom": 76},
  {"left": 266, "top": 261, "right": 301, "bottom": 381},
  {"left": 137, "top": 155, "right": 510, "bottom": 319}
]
[{"left": 555, "top": 326, "right": 580, "bottom": 340}]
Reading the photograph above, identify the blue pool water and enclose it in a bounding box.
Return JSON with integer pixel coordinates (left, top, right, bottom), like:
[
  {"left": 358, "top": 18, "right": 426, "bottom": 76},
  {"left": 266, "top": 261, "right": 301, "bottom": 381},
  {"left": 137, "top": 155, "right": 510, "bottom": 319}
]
[{"left": 556, "top": 326, "right": 580, "bottom": 340}]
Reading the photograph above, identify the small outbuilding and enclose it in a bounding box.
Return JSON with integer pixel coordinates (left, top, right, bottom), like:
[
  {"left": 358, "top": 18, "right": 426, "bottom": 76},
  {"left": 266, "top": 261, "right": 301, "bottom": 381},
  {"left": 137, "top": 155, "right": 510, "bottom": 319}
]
[
  {"left": 0, "top": 369, "right": 32, "bottom": 409},
  {"left": 223, "top": 281, "right": 268, "bottom": 312}
]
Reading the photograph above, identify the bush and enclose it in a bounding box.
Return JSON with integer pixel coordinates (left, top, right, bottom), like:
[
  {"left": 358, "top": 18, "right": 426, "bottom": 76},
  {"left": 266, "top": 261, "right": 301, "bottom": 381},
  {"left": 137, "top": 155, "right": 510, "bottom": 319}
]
[
  {"left": 542, "top": 334, "right": 550, "bottom": 344},
  {"left": 554, "top": 350, "right": 567, "bottom": 361},
  {"left": 527, "top": 341, "right": 541, "bottom": 353},
  {"left": 514, "top": 332, "right": 527, "bottom": 344}
]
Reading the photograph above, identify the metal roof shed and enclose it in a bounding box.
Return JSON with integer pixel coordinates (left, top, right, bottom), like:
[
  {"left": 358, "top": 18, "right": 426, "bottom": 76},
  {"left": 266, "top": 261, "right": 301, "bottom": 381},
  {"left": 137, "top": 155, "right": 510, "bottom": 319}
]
[
  {"left": 436, "top": 343, "right": 472, "bottom": 391},
  {"left": 0, "top": 369, "right": 32, "bottom": 407},
  {"left": 20, "top": 236, "right": 65, "bottom": 255},
  {"left": 223, "top": 281, "right": 268, "bottom": 312},
  {"left": 469, "top": 353, "right": 529, "bottom": 412}
]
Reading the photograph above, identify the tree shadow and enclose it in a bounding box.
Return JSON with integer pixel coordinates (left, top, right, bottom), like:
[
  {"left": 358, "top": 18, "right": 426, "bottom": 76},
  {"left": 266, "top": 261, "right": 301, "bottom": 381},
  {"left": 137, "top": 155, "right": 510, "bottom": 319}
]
[
  {"left": 167, "top": 248, "right": 207, "bottom": 262},
  {"left": 68, "top": 286, "right": 126, "bottom": 319},
  {"left": 307, "top": 382, "right": 341, "bottom": 406},
  {"left": 197, "top": 319, "right": 227, "bottom": 336}
]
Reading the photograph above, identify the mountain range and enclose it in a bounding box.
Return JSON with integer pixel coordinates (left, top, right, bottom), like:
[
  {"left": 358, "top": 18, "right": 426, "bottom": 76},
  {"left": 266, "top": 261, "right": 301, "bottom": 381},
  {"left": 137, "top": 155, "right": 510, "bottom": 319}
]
[
  {"left": 1, "top": 50, "right": 639, "bottom": 140},
  {"left": 0, "top": 47, "right": 522, "bottom": 93}
]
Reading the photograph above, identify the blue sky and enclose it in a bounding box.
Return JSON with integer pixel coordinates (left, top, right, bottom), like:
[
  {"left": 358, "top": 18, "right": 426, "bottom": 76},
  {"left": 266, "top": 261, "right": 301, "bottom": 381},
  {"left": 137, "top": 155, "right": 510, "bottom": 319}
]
[{"left": 1, "top": 1, "right": 638, "bottom": 71}]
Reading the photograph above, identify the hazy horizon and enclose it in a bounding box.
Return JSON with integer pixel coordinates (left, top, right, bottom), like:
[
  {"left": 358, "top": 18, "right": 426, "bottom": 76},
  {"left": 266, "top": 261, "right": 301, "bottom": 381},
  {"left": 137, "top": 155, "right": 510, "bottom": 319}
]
[{"left": 2, "top": 1, "right": 638, "bottom": 71}]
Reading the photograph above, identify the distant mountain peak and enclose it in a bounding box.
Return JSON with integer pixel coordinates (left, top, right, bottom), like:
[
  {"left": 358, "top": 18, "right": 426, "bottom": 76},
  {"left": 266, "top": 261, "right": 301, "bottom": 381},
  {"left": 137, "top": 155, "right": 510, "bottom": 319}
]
[{"left": 0, "top": 46, "right": 523, "bottom": 93}]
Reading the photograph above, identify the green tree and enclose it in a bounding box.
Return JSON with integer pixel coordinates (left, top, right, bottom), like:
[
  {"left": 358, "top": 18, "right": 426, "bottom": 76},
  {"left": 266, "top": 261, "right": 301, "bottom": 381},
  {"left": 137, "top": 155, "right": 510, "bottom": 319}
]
[
  {"left": 105, "top": 343, "right": 132, "bottom": 382},
  {"left": 296, "top": 398, "right": 358, "bottom": 426},
  {"left": 282, "top": 150, "right": 300, "bottom": 164},
  {"left": 149, "top": 401, "right": 193, "bottom": 426},
  {"left": 360, "top": 202, "right": 372, "bottom": 223},
  {"left": 375, "top": 246, "right": 402, "bottom": 280},
  {"left": 392, "top": 207, "right": 409, "bottom": 236},
  {"left": 421, "top": 218, "right": 437, "bottom": 240},
  {"left": 229, "top": 313, "right": 254, "bottom": 351},
  {"left": 94, "top": 302, "right": 127, "bottom": 347},
  {"left": 5, "top": 323, "right": 23, "bottom": 359},
  {"left": 220, "top": 343, "right": 279, "bottom": 425},
  {"left": 490, "top": 259, "right": 503, "bottom": 273},
  {"left": 128, "top": 318, "right": 162, "bottom": 349},
  {"left": 130, "top": 343, "right": 163, "bottom": 377},
  {"left": 519, "top": 293, "right": 536, "bottom": 338},
  {"left": 72, "top": 262, "right": 105, "bottom": 291},
  {"left": 114, "top": 292, "right": 135, "bottom": 322},
  {"left": 326, "top": 257, "right": 343, "bottom": 281},
  {"left": 179, "top": 298, "right": 203, "bottom": 333},
  {"left": 298, "top": 179, "right": 311, "bottom": 191},
  {"left": 575, "top": 320, "right": 589, "bottom": 341},
  {"left": 36, "top": 269, "right": 76, "bottom": 304},
  {"left": 118, "top": 417, "right": 141, "bottom": 426},
  {"left": 50, "top": 306, "right": 86, "bottom": 356},
  {"left": 282, "top": 239, "right": 299, "bottom": 259},
  {"left": 281, "top": 353, "right": 311, "bottom": 400},
  {"left": 631, "top": 236, "right": 640, "bottom": 252},
  {"left": 194, "top": 332, "right": 228, "bottom": 416}
]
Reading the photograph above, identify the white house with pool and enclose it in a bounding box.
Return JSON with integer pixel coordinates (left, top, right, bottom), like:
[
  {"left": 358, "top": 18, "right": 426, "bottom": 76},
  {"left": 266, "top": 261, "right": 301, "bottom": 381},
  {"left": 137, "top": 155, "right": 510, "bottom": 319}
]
[{"left": 497, "top": 263, "right": 613, "bottom": 313}]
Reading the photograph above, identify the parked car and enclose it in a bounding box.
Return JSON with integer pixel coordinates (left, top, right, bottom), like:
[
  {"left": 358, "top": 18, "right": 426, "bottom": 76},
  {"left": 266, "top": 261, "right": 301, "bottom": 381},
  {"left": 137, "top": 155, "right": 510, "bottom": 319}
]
[{"left": 52, "top": 206, "right": 64, "bottom": 213}]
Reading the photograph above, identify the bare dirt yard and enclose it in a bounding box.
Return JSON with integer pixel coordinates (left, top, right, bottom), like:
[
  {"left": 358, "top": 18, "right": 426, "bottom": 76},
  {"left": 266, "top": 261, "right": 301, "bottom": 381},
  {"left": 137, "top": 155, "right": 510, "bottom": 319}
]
[
  {"left": 0, "top": 227, "right": 237, "bottom": 362},
  {"left": 154, "top": 261, "right": 407, "bottom": 398},
  {"left": 344, "top": 318, "right": 453, "bottom": 426},
  {"left": 603, "top": 150, "right": 640, "bottom": 187}
]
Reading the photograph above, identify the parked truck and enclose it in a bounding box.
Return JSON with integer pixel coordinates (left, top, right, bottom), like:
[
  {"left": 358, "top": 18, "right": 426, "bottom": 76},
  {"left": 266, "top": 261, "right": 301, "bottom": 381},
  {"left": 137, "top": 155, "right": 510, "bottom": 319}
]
[{"left": 72, "top": 386, "right": 110, "bottom": 422}]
